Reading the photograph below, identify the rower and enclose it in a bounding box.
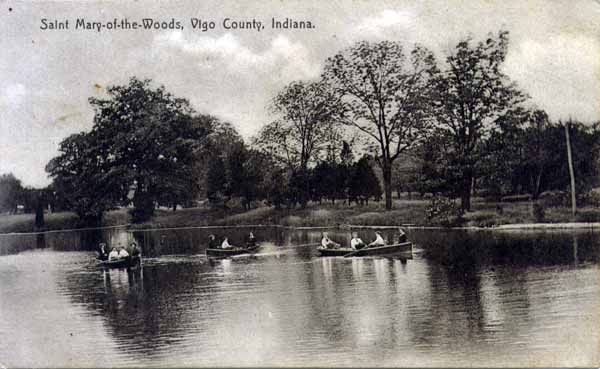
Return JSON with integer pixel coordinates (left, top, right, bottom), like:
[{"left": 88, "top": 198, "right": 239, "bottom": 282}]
[
  {"left": 108, "top": 247, "right": 119, "bottom": 261},
  {"left": 321, "top": 232, "right": 340, "bottom": 249},
  {"left": 221, "top": 237, "right": 233, "bottom": 249},
  {"left": 246, "top": 232, "right": 257, "bottom": 248},
  {"left": 368, "top": 231, "right": 385, "bottom": 248},
  {"left": 130, "top": 242, "right": 141, "bottom": 257},
  {"left": 397, "top": 228, "right": 407, "bottom": 243},
  {"left": 98, "top": 243, "right": 109, "bottom": 261},
  {"left": 350, "top": 232, "right": 366, "bottom": 250},
  {"left": 208, "top": 234, "right": 219, "bottom": 249}
]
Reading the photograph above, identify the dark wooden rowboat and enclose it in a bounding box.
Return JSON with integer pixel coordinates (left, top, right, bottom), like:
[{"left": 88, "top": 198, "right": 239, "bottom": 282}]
[
  {"left": 205, "top": 244, "right": 260, "bottom": 257},
  {"left": 317, "top": 242, "right": 413, "bottom": 257},
  {"left": 97, "top": 255, "right": 141, "bottom": 268}
]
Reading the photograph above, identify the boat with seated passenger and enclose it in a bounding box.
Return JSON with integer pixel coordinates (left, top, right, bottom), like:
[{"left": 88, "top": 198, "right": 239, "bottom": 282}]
[
  {"left": 97, "top": 255, "right": 141, "bottom": 269},
  {"left": 205, "top": 244, "right": 260, "bottom": 257},
  {"left": 317, "top": 242, "right": 413, "bottom": 257}
]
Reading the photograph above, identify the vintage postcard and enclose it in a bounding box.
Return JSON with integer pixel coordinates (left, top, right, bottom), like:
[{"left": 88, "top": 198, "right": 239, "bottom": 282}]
[{"left": 0, "top": 0, "right": 599, "bottom": 367}]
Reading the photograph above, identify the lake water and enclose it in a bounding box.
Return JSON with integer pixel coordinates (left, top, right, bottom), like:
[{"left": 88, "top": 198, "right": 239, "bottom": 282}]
[{"left": 0, "top": 226, "right": 598, "bottom": 367}]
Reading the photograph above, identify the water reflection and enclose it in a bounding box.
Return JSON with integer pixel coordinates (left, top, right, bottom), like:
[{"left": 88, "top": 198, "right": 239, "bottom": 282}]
[{"left": 0, "top": 227, "right": 599, "bottom": 366}]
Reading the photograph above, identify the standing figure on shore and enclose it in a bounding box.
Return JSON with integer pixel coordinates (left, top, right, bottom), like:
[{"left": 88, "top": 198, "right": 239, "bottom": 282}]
[
  {"left": 350, "top": 232, "right": 366, "bottom": 250},
  {"left": 321, "top": 232, "right": 340, "bottom": 249},
  {"left": 221, "top": 237, "right": 233, "bottom": 249},
  {"left": 246, "top": 232, "right": 257, "bottom": 248},
  {"left": 368, "top": 231, "right": 386, "bottom": 248},
  {"left": 208, "top": 234, "right": 219, "bottom": 249}
]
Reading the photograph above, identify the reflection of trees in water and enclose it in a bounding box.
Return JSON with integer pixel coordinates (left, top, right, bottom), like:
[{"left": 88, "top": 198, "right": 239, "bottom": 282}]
[
  {"left": 60, "top": 260, "right": 218, "bottom": 358},
  {"left": 131, "top": 226, "right": 287, "bottom": 257},
  {"left": 0, "top": 227, "right": 133, "bottom": 256},
  {"left": 304, "top": 258, "right": 406, "bottom": 353},
  {"left": 411, "top": 229, "right": 600, "bottom": 267},
  {"left": 402, "top": 260, "right": 486, "bottom": 349}
]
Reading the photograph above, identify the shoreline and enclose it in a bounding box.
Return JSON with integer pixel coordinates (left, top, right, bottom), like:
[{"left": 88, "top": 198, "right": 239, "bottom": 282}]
[{"left": 0, "top": 221, "right": 598, "bottom": 236}]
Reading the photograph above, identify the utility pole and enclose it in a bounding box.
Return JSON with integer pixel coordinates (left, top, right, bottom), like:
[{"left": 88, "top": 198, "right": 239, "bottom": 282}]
[{"left": 565, "top": 120, "right": 577, "bottom": 216}]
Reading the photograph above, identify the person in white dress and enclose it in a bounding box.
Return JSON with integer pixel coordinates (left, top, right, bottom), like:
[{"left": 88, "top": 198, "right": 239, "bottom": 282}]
[
  {"left": 350, "top": 232, "right": 366, "bottom": 250},
  {"left": 108, "top": 248, "right": 119, "bottom": 261},
  {"left": 221, "top": 237, "right": 233, "bottom": 249},
  {"left": 118, "top": 246, "right": 130, "bottom": 258},
  {"left": 321, "top": 232, "right": 340, "bottom": 249},
  {"left": 368, "top": 231, "right": 385, "bottom": 248}
]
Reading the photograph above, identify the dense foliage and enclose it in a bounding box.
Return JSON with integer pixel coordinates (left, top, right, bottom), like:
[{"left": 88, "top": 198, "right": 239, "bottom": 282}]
[
  {"left": 46, "top": 78, "right": 213, "bottom": 223},
  {"left": 2, "top": 30, "right": 596, "bottom": 227}
]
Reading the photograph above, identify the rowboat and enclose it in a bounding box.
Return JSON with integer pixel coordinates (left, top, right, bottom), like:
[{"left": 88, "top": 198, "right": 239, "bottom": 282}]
[
  {"left": 205, "top": 244, "right": 260, "bottom": 257},
  {"left": 97, "top": 255, "right": 141, "bottom": 268},
  {"left": 317, "top": 242, "right": 413, "bottom": 257}
]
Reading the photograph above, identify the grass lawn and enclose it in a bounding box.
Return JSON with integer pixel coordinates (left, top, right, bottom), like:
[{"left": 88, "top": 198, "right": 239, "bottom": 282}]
[
  {"left": 0, "top": 209, "right": 130, "bottom": 234},
  {"left": 1, "top": 198, "right": 598, "bottom": 234},
  {"left": 134, "top": 198, "right": 600, "bottom": 230}
]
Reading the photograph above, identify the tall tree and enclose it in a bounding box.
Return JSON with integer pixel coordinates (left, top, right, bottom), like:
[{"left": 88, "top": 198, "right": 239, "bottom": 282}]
[
  {"left": 87, "top": 77, "right": 210, "bottom": 221},
  {"left": 227, "top": 144, "right": 267, "bottom": 210},
  {"left": 348, "top": 156, "right": 382, "bottom": 205},
  {"left": 431, "top": 30, "right": 526, "bottom": 210},
  {"left": 46, "top": 133, "right": 127, "bottom": 224},
  {"left": 254, "top": 80, "right": 342, "bottom": 207},
  {"left": 47, "top": 77, "right": 211, "bottom": 223},
  {"left": 323, "top": 41, "right": 437, "bottom": 210}
]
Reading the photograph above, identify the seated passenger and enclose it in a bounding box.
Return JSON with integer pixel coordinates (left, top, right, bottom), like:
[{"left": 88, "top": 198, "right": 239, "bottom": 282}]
[
  {"left": 397, "top": 228, "right": 407, "bottom": 243},
  {"left": 246, "top": 232, "right": 257, "bottom": 248},
  {"left": 368, "top": 231, "right": 386, "bottom": 247},
  {"left": 108, "top": 247, "right": 119, "bottom": 261},
  {"left": 118, "top": 246, "right": 130, "bottom": 258},
  {"left": 350, "top": 232, "right": 366, "bottom": 250},
  {"left": 208, "top": 234, "right": 219, "bottom": 249},
  {"left": 221, "top": 237, "right": 233, "bottom": 249},
  {"left": 321, "top": 232, "right": 340, "bottom": 249}
]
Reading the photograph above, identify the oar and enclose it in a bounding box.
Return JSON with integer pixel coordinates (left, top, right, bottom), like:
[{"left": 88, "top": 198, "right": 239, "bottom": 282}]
[{"left": 343, "top": 246, "right": 368, "bottom": 258}]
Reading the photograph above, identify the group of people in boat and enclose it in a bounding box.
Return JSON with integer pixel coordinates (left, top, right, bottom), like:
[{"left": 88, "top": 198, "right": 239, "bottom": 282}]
[
  {"left": 98, "top": 229, "right": 401, "bottom": 258},
  {"left": 98, "top": 241, "right": 141, "bottom": 261},
  {"left": 321, "top": 228, "right": 407, "bottom": 250},
  {"left": 207, "top": 232, "right": 257, "bottom": 250}
]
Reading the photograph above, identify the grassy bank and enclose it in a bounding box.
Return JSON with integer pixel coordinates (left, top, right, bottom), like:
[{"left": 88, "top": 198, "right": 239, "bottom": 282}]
[
  {"left": 133, "top": 199, "right": 600, "bottom": 230},
  {"left": 0, "top": 209, "right": 130, "bottom": 234},
  {"left": 1, "top": 199, "right": 599, "bottom": 234}
]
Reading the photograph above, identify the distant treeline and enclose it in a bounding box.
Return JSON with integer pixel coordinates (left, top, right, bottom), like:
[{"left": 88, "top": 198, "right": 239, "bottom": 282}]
[{"left": 2, "top": 30, "right": 598, "bottom": 225}]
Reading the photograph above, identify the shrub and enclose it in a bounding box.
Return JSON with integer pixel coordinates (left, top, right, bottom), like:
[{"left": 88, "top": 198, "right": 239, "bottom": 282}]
[
  {"left": 539, "top": 190, "right": 569, "bottom": 207},
  {"left": 426, "top": 196, "right": 464, "bottom": 227},
  {"left": 580, "top": 191, "right": 600, "bottom": 207}
]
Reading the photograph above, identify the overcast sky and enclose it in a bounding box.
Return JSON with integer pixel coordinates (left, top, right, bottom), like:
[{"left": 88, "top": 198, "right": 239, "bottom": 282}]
[{"left": 1, "top": 0, "right": 599, "bottom": 187}]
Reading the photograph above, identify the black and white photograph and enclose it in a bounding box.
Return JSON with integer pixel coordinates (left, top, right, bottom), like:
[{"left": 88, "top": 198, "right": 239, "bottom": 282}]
[{"left": 0, "top": 0, "right": 599, "bottom": 367}]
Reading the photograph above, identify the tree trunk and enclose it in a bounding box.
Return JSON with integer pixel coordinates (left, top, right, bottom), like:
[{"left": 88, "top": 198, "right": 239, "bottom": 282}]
[
  {"left": 460, "top": 170, "right": 473, "bottom": 211},
  {"left": 132, "top": 190, "right": 155, "bottom": 222},
  {"left": 382, "top": 163, "right": 393, "bottom": 210},
  {"left": 533, "top": 170, "right": 543, "bottom": 199},
  {"left": 35, "top": 195, "right": 45, "bottom": 230},
  {"left": 565, "top": 123, "right": 577, "bottom": 215}
]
